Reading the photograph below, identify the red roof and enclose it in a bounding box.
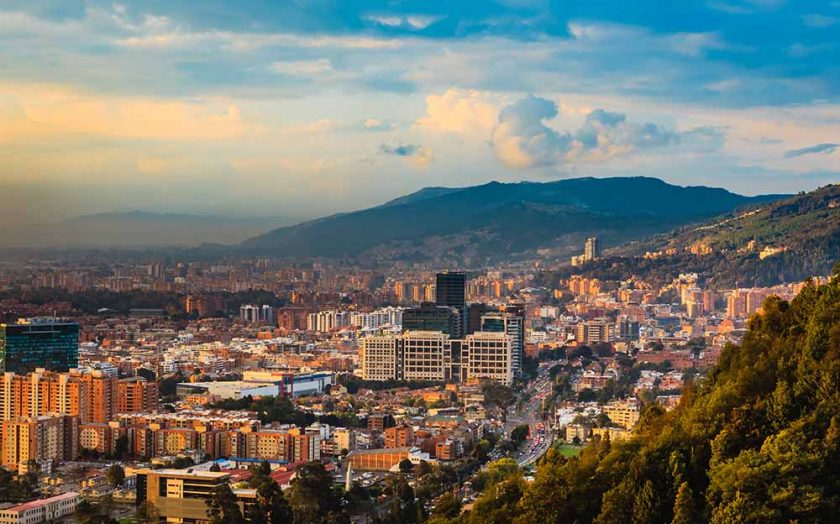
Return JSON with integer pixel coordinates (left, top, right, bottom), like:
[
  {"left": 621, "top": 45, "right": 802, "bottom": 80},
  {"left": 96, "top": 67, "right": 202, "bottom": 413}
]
[{"left": 221, "top": 469, "right": 253, "bottom": 482}]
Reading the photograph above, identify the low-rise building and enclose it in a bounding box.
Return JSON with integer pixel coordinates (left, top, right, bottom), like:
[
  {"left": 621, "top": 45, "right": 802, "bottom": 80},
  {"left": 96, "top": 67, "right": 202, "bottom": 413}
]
[{"left": 0, "top": 492, "right": 79, "bottom": 524}]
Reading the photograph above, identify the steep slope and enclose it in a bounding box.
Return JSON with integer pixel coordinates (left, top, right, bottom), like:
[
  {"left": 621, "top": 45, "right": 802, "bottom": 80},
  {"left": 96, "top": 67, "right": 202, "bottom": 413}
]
[
  {"left": 240, "top": 177, "right": 781, "bottom": 262},
  {"left": 564, "top": 183, "right": 840, "bottom": 287},
  {"left": 479, "top": 274, "right": 840, "bottom": 524}
]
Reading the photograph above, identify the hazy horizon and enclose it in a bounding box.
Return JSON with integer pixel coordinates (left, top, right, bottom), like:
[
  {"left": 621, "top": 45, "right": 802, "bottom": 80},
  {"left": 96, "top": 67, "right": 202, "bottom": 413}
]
[{"left": 1, "top": 1, "right": 838, "bottom": 227}]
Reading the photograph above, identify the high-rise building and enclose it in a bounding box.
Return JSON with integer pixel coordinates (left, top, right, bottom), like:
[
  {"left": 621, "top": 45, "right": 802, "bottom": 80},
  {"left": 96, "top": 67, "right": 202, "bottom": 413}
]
[
  {"left": 240, "top": 304, "right": 275, "bottom": 325},
  {"left": 117, "top": 377, "right": 159, "bottom": 414},
  {"left": 0, "top": 320, "right": 79, "bottom": 374},
  {"left": 76, "top": 369, "right": 118, "bottom": 424},
  {"left": 480, "top": 305, "right": 525, "bottom": 376},
  {"left": 576, "top": 319, "right": 616, "bottom": 344},
  {"left": 618, "top": 319, "right": 640, "bottom": 340},
  {"left": 0, "top": 369, "right": 156, "bottom": 424},
  {"left": 0, "top": 370, "right": 85, "bottom": 422},
  {"left": 435, "top": 272, "right": 466, "bottom": 309},
  {"left": 384, "top": 425, "right": 414, "bottom": 448},
  {"left": 402, "top": 302, "right": 463, "bottom": 338},
  {"left": 584, "top": 237, "right": 602, "bottom": 261},
  {"left": 360, "top": 330, "right": 512, "bottom": 385},
  {"left": 467, "top": 303, "right": 495, "bottom": 335},
  {"left": 2, "top": 414, "right": 78, "bottom": 470}
]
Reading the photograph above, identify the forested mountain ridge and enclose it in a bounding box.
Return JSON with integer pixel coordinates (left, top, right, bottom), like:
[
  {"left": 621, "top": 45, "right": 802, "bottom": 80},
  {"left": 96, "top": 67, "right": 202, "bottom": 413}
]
[
  {"left": 459, "top": 272, "right": 840, "bottom": 523},
  {"left": 239, "top": 177, "right": 781, "bottom": 262},
  {"left": 555, "top": 183, "right": 840, "bottom": 288}
]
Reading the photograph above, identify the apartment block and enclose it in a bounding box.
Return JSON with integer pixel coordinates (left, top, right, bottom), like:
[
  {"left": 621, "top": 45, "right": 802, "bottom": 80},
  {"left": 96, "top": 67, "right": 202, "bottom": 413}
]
[
  {"left": 1, "top": 414, "right": 78, "bottom": 470},
  {"left": 360, "top": 331, "right": 512, "bottom": 385}
]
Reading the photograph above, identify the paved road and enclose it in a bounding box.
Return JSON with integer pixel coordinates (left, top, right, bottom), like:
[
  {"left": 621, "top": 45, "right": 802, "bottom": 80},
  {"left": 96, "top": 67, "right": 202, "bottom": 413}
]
[{"left": 506, "top": 366, "right": 554, "bottom": 466}]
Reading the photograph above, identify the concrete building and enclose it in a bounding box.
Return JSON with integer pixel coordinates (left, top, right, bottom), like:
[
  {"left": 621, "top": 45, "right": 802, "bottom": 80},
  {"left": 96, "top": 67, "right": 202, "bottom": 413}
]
[
  {"left": 0, "top": 492, "right": 79, "bottom": 524},
  {"left": 117, "top": 377, "right": 159, "bottom": 414},
  {"left": 384, "top": 425, "right": 414, "bottom": 448},
  {"left": 604, "top": 399, "right": 641, "bottom": 430},
  {"left": 360, "top": 331, "right": 513, "bottom": 385},
  {"left": 1, "top": 414, "right": 77, "bottom": 470},
  {"left": 136, "top": 469, "right": 255, "bottom": 523},
  {"left": 584, "top": 237, "right": 601, "bottom": 261},
  {"left": 576, "top": 319, "right": 616, "bottom": 345},
  {"left": 480, "top": 305, "right": 525, "bottom": 376}
]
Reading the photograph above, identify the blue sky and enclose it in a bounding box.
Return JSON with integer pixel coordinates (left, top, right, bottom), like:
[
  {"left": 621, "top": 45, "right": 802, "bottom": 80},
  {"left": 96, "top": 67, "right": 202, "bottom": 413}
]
[{"left": 0, "top": 0, "right": 838, "bottom": 224}]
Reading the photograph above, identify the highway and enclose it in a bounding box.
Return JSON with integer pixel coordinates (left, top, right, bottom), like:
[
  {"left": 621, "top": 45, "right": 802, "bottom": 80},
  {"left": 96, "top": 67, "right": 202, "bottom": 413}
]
[{"left": 506, "top": 366, "right": 554, "bottom": 467}]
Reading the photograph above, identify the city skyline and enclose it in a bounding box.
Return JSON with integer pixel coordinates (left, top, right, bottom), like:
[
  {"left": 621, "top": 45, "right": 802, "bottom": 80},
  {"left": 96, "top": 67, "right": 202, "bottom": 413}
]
[{"left": 1, "top": 1, "right": 838, "bottom": 227}]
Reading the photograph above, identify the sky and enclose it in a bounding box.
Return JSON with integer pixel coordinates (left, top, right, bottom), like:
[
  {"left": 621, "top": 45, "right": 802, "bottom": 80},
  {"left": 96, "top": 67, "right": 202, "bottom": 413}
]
[{"left": 0, "top": 0, "right": 838, "bottom": 225}]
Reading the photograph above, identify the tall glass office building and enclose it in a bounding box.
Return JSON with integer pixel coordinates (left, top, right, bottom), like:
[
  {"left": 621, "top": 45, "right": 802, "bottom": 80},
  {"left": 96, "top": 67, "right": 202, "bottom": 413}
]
[
  {"left": 435, "top": 272, "right": 466, "bottom": 309},
  {"left": 0, "top": 320, "right": 79, "bottom": 374}
]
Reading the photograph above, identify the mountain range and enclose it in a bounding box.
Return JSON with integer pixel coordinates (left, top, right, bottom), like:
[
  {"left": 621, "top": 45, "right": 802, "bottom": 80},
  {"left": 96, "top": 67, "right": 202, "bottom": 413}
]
[
  {"left": 559, "top": 183, "right": 840, "bottom": 287},
  {"left": 240, "top": 177, "right": 783, "bottom": 263},
  {"left": 0, "top": 211, "right": 295, "bottom": 249}
]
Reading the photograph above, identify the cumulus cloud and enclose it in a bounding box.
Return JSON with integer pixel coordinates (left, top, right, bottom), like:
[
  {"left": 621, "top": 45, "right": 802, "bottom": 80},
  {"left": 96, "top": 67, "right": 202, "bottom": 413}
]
[
  {"left": 491, "top": 95, "right": 725, "bottom": 168},
  {"left": 491, "top": 95, "right": 572, "bottom": 168},
  {"left": 379, "top": 143, "right": 434, "bottom": 167},
  {"left": 415, "top": 88, "right": 501, "bottom": 134},
  {"left": 784, "top": 143, "right": 839, "bottom": 158}
]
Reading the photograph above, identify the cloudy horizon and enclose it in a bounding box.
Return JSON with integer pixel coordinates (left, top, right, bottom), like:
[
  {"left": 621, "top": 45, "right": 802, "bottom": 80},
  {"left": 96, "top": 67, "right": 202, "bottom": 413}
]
[{"left": 1, "top": 0, "right": 838, "bottom": 226}]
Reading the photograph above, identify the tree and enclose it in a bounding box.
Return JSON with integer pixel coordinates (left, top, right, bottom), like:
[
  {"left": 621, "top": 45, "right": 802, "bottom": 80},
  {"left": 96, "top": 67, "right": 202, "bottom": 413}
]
[
  {"left": 416, "top": 460, "right": 433, "bottom": 478},
  {"left": 382, "top": 474, "right": 421, "bottom": 524},
  {"left": 170, "top": 456, "right": 195, "bottom": 469},
  {"left": 248, "top": 479, "right": 294, "bottom": 524},
  {"left": 287, "top": 462, "right": 342, "bottom": 524},
  {"left": 107, "top": 464, "right": 125, "bottom": 488},
  {"left": 672, "top": 482, "right": 695, "bottom": 524},
  {"left": 432, "top": 492, "right": 462, "bottom": 519},
  {"left": 510, "top": 424, "right": 529, "bottom": 445},
  {"left": 113, "top": 435, "right": 129, "bottom": 460},
  {"left": 205, "top": 483, "right": 245, "bottom": 524},
  {"left": 136, "top": 501, "right": 160, "bottom": 524},
  {"left": 398, "top": 458, "right": 414, "bottom": 474},
  {"left": 468, "top": 476, "right": 525, "bottom": 524}
]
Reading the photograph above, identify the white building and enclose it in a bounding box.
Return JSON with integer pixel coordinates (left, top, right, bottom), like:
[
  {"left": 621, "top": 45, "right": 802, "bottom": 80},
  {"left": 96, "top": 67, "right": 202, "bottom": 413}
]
[
  {"left": 0, "top": 492, "right": 79, "bottom": 524},
  {"left": 359, "top": 330, "right": 512, "bottom": 385}
]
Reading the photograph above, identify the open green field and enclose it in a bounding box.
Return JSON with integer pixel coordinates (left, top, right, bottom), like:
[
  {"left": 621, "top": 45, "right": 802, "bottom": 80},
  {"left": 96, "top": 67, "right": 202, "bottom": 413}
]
[{"left": 553, "top": 443, "right": 584, "bottom": 457}]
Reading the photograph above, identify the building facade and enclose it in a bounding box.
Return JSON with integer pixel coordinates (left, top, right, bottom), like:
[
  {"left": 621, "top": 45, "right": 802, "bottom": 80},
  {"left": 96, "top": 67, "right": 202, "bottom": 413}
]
[
  {"left": 360, "top": 331, "right": 512, "bottom": 385},
  {"left": 0, "top": 321, "right": 79, "bottom": 374}
]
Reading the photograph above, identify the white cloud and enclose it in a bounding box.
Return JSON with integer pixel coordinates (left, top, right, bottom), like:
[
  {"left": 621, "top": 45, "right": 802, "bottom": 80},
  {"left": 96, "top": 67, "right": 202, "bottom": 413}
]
[
  {"left": 490, "top": 95, "right": 726, "bottom": 168},
  {"left": 365, "top": 14, "right": 442, "bottom": 30},
  {"left": 415, "top": 88, "right": 501, "bottom": 134},
  {"left": 492, "top": 95, "right": 572, "bottom": 168},
  {"left": 363, "top": 119, "right": 394, "bottom": 131}
]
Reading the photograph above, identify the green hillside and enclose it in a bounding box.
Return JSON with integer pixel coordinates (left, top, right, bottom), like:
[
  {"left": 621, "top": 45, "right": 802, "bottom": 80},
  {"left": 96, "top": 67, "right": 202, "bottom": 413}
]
[
  {"left": 456, "top": 272, "right": 840, "bottom": 523},
  {"left": 239, "top": 177, "right": 781, "bottom": 263},
  {"left": 560, "top": 184, "right": 840, "bottom": 287}
]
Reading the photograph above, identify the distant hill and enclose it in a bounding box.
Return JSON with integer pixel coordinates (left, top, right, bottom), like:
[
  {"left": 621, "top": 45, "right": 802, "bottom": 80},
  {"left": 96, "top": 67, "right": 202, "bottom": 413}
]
[
  {"left": 240, "top": 177, "right": 783, "bottom": 263},
  {"left": 0, "top": 211, "right": 295, "bottom": 248},
  {"left": 560, "top": 184, "right": 840, "bottom": 287}
]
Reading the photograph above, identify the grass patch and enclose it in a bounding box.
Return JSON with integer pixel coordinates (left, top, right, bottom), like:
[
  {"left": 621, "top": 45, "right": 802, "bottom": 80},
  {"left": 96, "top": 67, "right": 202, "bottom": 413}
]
[{"left": 552, "top": 442, "right": 584, "bottom": 457}]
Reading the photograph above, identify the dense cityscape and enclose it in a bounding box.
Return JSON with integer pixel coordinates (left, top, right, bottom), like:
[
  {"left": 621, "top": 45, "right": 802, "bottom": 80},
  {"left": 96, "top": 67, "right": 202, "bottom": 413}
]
[
  {"left": 3, "top": 0, "right": 840, "bottom": 522},
  {"left": 0, "top": 231, "right": 831, "bottom": 523}
]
